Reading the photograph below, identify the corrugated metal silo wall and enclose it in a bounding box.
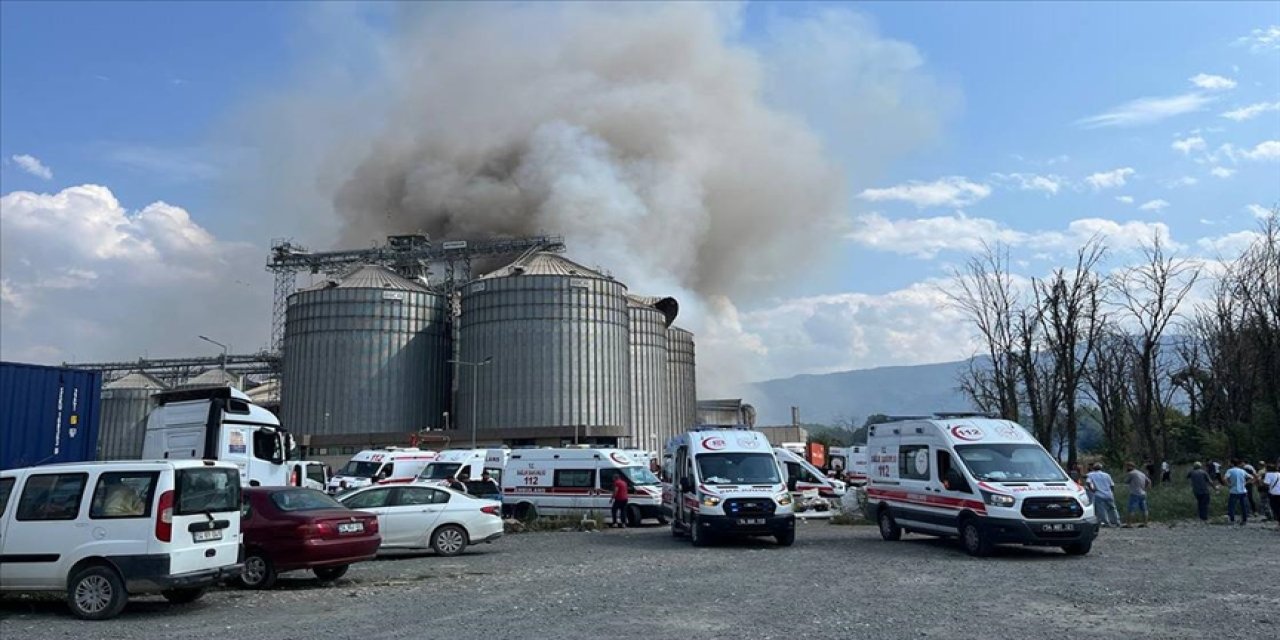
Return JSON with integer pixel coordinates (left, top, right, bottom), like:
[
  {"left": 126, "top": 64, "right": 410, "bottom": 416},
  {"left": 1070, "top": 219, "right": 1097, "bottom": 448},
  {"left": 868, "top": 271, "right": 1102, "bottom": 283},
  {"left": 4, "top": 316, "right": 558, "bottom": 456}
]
[
  {"left": 458, "top": 275, "right": 631, "bottom": 432},
  {"left": 281, "top": 287, "right": 450, "bottom": 435},
  {"left": 666, "top": 326, "right": 697, "bottom": 440},
  {"left": 629, "top": 303, "right": 670, "bottom": 452},
  {"left": 97, "top": 388, "right": 154, "bottom": 460}
]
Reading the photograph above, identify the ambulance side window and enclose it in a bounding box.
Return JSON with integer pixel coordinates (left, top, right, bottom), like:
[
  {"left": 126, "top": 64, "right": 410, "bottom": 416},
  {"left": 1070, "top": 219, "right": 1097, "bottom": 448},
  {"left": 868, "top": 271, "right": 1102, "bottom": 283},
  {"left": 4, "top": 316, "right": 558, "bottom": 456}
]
[
  {"left": 899, "top": 445, "right": 931, "bottom": 481},
  {"left": 554, "top": 469, "right": 594, "bottom": 488},
  {"left": 937, "top": 450, "right": 971, "bottom": 493}
]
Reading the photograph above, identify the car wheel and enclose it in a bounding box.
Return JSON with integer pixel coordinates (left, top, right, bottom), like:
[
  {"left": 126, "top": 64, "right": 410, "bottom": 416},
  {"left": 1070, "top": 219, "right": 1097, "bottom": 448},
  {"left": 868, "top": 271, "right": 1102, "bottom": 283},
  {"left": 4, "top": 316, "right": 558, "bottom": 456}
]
[
  {"left": 313, "top": 565, "right": 349, "bottom": 582},
  {"left": 690, "top": 516, "right": 710, "bottom": 547},
  {"left": 776, "top": 528, "right": 796, "bottom": 547},
  {"left": 431, "top": 524, "right": 469, "bottom": 557},
  {"left": 237, "top": 551, "right": 277, "bottom": 590},
  {"left": 626, "top": 505, "right": 642, "bottom": 527},
  {"left": 877, "top": 508, "right": 902, "bottom": 541},
  {"left": 960, "top": 518, "right": 993, "bottom": 557},
  {"left": 1063, "top": 541, "right": 1092, "bottom": 556},
  {"left": 161, "top": 588, "right": 206, "bottom": 605},
  {"left": 67, "top": 565, "right": 128, "bottom": 620}
]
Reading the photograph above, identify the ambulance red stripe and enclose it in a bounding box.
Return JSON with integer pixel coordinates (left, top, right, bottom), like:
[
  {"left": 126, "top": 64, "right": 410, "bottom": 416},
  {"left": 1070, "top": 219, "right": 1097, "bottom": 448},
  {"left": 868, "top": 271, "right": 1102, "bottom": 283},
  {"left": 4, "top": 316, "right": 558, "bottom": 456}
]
[{"left": 866, "top": 487, "right": 987, "bottom": 515}]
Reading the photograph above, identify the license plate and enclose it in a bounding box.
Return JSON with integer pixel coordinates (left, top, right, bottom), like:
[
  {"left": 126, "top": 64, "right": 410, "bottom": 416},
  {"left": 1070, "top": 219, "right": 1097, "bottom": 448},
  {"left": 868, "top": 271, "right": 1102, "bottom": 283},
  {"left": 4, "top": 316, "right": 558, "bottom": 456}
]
[
  {"left": 1041, "top": 523, "right": 1076, "bottom": 532},
  {"left": 193, "top": 529, "right": 223, "bottom": 542},
  {"left": 737, "top": 518, "right": 765, "bottom": 525},
  {"left": 338, "top": 522, "right": 364, "bottom": 534}
]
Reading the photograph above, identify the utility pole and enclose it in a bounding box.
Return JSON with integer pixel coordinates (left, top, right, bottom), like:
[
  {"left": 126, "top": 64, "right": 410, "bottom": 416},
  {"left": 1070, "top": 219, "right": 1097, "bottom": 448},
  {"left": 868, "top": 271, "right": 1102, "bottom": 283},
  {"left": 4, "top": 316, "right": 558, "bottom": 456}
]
[
  {"left": 198, "top": 335, "right": 229, "bottom": 374},
  {"left": 449, "top": 357, "right": 492, "bottom": 449}
]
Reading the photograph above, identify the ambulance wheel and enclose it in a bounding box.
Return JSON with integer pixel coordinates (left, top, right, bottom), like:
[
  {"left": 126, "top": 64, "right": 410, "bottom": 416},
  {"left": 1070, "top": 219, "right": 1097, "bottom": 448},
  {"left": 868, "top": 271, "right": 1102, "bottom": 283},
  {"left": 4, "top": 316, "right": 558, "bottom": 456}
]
[
  {"left": 877, "top": 507, "right": 902, "bottom": 541},
  {"left": 960, "top": 518, "right": 993, "bottom": 557},
  {"left": 514, "top": 502, "right": 538, "bottom": 522},
  {"left": 776, "top": 529, "right": 795, "bottom": 547},
  {"left": 1062, "top": 541, "right": 1092, "bottom": 556},
  {"left": 626, "top": 505, "right": 642, "bottom": 527},
  {"left": 690, "top": 517, "right": 711, "bottom": 547}
]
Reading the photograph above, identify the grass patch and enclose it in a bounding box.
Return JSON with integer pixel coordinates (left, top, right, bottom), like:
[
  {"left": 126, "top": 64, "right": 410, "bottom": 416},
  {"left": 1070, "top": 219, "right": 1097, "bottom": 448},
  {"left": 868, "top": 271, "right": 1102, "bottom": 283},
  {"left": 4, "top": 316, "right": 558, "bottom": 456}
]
[{"left": 509, "top": 514, "right": 607, "bottom": 533}]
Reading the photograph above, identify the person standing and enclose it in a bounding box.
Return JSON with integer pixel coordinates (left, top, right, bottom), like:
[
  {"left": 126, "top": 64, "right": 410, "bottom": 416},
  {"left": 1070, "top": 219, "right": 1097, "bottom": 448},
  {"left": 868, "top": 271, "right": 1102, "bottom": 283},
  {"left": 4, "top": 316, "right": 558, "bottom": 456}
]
[
  {"left": 1261, "top": 461, "right": 1280, "bottom": 529},
  {"left": 610, "top": 473, "right": 630, "bottom": 528},
  {"left": 1223, "top": 459, "right": 1251, "bottom": 526},
  {"left": 1161, "top": 460, "right": 1171, "bottom": 483},
  {"left": 1241, "top": 460, "right": 1259, "bottom": 515},
  {"left": 1123, "top": 462, "right": 1151, "bottom": 527},
  {"left": 1087, "top": 463, "right": 1121, "bottom": 528},
  {"left": 1186, "top": 462, "right": 1216, "bottom": 523}
]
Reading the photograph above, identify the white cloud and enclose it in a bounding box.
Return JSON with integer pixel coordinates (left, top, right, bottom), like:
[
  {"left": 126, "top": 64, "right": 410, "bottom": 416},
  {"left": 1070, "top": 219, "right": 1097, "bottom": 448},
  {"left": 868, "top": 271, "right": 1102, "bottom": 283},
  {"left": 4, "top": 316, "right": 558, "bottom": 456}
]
[
  {"left": 846, "top": 212, "right": 1178, "bottom": 257},
  {"left": 1209, "top": 166, "right": 1235, "bottom": 178},
  {"left": 1240, "top": 140, "right": 1280, "bottom": 161},
  {"left": 10, "top": 154, "right": 53, "bottom": 180},
  {"left": 0, "top": 184, "right": 269, "bottom": 363},
  {"left": 1115, "top": 195, "right": 1134, "bottom": 204},
  {"left": 1246, "top": 204, "right": 1274, "bottom": 219},
  {"left": 1188, "top": 74, "right": 1236, "bottom": 91},
  {"left": 991, "top": 172, "right": 1065, "bottom": 195},
  {"left": 1221, "top": 101, "right": 1280, "bottom": 121},
  {"left": 1162, "top": 176, "right": 1199, "bottom": 188},
  {"left": 1235, "top": 25, "right": 1280, "bottom": 53},
  {"left": 1138, "top": 199, "right": 1170, "bottom": 212},
  {"left": 857, "top": 176, "right": 991, "bottom": 208},
  {"left": 1077, "top": 93, "right": 1213, "bottom": 128},
  {"left": 1172, "top": 135, "right": 1206, "bottom": 155},
  {"left": 1085, "top": 167, "right": 1136, "bottom": 190},
  {"left": 1198, "top": 230, "right": 1261, "bottom": 255}
]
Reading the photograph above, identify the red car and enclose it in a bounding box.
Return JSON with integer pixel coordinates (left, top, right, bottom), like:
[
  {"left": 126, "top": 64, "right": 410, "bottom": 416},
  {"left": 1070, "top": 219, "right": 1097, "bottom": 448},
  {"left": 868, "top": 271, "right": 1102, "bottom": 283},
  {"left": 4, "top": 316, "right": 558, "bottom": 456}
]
[{"left": 236, "top": 487, "right": 381, "bottom": 589}]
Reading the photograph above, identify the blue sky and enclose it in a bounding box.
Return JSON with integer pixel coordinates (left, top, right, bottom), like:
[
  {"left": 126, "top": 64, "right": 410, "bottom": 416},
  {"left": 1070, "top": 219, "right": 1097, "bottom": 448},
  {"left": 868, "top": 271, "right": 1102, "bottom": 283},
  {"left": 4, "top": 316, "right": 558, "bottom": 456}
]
[{"left": 1, "top": 2, "right": 1277, "bottom": 381}]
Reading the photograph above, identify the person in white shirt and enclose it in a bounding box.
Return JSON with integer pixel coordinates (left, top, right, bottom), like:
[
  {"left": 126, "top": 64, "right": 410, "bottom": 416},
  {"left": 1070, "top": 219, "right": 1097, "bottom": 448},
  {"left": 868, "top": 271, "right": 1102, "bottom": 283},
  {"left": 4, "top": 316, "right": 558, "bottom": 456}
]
[
  {"left": 1262, "top": 461, "right": 1280, "bottom": 531},
  {"left": 1086, "top": 463, "right": 1121, "bottom": 527}
]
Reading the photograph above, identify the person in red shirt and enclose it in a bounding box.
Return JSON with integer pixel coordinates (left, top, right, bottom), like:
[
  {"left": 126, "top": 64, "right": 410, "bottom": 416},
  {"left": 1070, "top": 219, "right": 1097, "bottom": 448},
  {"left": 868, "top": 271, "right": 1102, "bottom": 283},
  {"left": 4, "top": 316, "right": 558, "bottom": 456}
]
[{"left": 611, "top": 474, "right": 630, "bottom": 528}]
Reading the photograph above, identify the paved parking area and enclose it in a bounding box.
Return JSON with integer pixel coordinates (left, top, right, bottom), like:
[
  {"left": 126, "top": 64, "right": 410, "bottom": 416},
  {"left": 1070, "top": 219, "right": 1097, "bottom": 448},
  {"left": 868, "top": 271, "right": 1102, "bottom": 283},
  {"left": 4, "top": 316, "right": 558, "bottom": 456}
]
[{"left": 2, "top": 520, "right": 1276, "bottom": 639}]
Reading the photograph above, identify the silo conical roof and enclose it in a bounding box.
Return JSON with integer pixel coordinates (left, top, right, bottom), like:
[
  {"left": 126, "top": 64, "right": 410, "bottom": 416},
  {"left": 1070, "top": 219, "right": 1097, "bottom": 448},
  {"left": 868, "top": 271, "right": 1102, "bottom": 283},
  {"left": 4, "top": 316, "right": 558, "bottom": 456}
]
[
  {"left": 299, "top": 265, "right": 429, "bottom": 293},
  {"left": 105, "top": 372, "right": 167, "bottom": 390},
  {"left": 180, "top": 369, "right": 243, "bottom": 389},
  {"left": 480, "top": 252, "right": 612, "bottom": 280}
]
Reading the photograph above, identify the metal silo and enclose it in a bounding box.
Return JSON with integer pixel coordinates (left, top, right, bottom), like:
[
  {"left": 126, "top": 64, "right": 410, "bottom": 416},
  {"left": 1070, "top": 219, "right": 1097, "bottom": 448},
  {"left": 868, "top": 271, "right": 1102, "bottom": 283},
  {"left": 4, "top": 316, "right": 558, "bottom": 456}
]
[
  {"left": 281, "top": 265, "right": 450, "bottom": 435},
  {"left": 457, "top": 253, "right": 630, "bottom": 442},
  {"left": 177, "top": 369, "right": 243, "bottom": 389},
  {"left": 98, "top": 372, "right": 165, "bottom": 460},
  {"left": 667, "top": 325, "right": 697, "bottom": 438},
  {"left": 628, "top": 295, "right": 677, "bottom": 453}
]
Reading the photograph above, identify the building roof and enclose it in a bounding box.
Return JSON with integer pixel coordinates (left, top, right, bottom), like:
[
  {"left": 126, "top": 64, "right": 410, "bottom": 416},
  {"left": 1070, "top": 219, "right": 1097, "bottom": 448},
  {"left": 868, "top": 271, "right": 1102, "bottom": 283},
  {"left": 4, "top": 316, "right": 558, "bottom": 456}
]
[
  {"left": 300, "top": 265, "right": 430, "bottom": 293},
  {"left": 481, "top": 252, "right": 613, "bottom": 280},
  {"left": 104, "top": 372, "right": 166, "bottom": 390}
]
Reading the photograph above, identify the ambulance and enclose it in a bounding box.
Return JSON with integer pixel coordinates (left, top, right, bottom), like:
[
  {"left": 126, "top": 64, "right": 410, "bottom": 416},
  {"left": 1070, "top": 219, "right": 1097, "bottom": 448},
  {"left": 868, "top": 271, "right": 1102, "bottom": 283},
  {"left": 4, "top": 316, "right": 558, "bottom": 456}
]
[
  {"left": 501, "top": 448, "right": 663, "bottom": 526},
  {"left": 416, "top": 449, "right": 504, "bottom": 486},
  {"left": 664, "top": 428, "right": 796, "bottom": 547},
  {"left": 775, "top": 447, "right": 846, "bottom": 499},
  {"left": 864, "top": 415, "right": 1097, "bottom": 557},
  {"left": 829, "top": 445, "right": 870, "bottom": 486},
  {"left": 325, "top": 447, "right": 437, "bottom": 494}
]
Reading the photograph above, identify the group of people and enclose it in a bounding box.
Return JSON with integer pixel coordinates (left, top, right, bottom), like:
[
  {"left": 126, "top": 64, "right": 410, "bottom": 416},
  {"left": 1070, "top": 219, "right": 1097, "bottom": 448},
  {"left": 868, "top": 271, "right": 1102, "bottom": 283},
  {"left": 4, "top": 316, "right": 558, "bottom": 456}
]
[{"left": 1082, "top": 458, "right": 1280, "bottom": 529}]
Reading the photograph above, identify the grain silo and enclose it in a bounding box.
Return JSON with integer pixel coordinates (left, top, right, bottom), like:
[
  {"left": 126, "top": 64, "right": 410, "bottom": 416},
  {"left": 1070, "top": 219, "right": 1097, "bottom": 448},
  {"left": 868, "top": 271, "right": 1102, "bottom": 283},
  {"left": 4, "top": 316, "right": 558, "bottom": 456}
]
[
  {"left": 281, "top": 265, "right": 450, "bottom": 435},
  {"left": 457, "top": 253, "right": 630, "bottom": 444},
  {"left": 98, "top": 372, "right": 165, "bottom": 460},
  {"left": 628, "top": 295, "right": 678, "bottom": 452},
  {"left": 178, "top": 368, "right": 243, "bottom": 389},
  {"left": 667, "top": 325, "right": 697, "bottom": 437}
]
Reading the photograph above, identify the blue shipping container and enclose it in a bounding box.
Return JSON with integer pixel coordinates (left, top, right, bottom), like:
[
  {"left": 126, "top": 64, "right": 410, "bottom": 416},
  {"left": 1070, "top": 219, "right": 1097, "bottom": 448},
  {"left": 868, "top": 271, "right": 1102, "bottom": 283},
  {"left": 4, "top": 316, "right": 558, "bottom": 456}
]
[{"left": 1, "top": 361, "right": 102, "bottom": 470}]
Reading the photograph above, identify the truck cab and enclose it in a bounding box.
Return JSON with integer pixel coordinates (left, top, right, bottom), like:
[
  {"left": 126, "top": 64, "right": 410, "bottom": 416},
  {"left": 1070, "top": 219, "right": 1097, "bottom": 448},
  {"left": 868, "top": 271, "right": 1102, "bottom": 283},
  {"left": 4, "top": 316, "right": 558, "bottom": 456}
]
[{"left": 140, "top": 387, "right": 293, "bottom": 487}]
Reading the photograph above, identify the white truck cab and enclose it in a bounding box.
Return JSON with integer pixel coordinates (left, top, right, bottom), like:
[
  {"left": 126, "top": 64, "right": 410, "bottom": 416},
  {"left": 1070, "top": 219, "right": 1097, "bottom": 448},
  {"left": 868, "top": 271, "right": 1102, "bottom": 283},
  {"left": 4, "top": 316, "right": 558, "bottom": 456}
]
[
  {"left": 141, "top": 387, "right": 293, "bottom": 487},
  {"left": 0, "top": 460, "right": 244, "bottom": 619},
  {"left": 775, "top": 447, "right": 846, "bottom": 499},
  {"left": 865, "top": 415, "right": 1098, "bottom": 556},
  {"left": 664, "top": 428, "right": 795, "bottom": 547},
  {"left": 326, "top": 447, "right": 437, "bottom": 495}
]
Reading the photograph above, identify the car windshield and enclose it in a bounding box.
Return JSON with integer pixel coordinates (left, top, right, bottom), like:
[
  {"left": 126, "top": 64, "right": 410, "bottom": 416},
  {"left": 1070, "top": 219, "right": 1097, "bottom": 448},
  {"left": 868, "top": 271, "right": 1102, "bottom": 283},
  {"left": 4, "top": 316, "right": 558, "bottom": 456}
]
[
  {"left": 696, "top": 453, "right": 781, "bottom": 485},
  {"left": 955, "top": 444, "right": 1068, "bottom": 482},
  {"left": 270, "top": 489, "right": 345, "bottom": 512},
  {"left": 418, "top": 463, "right": 461, "bottom": 480},
  {"left": 338, "top": 461, "right": 382, "bottom": 478},
  {"left": 175, "top": 468, "right": 240, "bottom": 515},
  {"left": 621, "top": 466, "right": 659, "bottom": 485}
]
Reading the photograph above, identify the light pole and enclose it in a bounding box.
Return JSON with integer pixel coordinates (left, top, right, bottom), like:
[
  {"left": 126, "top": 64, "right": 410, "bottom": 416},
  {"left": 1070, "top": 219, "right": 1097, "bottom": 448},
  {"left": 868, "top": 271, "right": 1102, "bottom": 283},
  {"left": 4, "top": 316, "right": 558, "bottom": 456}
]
[
  {"left": 449, "top": 357, "right": 491, "bottom": 449},
  {"left": 198, "top": 335, "right": 229, "bottom": 374}
]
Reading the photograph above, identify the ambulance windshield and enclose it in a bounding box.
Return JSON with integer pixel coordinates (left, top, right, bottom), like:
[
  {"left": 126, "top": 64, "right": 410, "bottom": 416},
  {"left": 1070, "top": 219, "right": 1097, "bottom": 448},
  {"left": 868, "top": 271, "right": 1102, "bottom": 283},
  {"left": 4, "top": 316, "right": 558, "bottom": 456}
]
[
  {"left": 419, "top": 463, "right": 462, "bottom": 480},
  {"left": 696, "top": 453, "right": 782, "bottom": 485},
  {"left": 621, "top": 466, "right": 659, "bottom": 486},
  {"left": 338, "top": 461, "right": 382, "bottom": 479},
  {"left": 955, "top": 444, "right": 1067, "bottom": 482}
]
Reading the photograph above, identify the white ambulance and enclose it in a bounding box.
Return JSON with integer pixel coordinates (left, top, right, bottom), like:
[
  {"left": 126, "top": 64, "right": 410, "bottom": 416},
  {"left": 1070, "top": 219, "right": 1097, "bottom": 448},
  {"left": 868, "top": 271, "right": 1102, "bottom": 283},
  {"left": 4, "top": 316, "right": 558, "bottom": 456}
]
[
  {"left": 325, "top": 447, "right": 437, "bottom": 494},
  {"left": 663, "top": 428, "right": 796, "bottom": 547},
  {"left": 775, "top": 447, "right": 846, "bottom": 499},
  {"left": 829, "top": 445, "right": 870, "bottom": 486},
  {"left": 865, "top": 415, "right": 1098, "bottom": 557},
  {"left": 501, "top": 448, "right": 663, "bottom": 526}
]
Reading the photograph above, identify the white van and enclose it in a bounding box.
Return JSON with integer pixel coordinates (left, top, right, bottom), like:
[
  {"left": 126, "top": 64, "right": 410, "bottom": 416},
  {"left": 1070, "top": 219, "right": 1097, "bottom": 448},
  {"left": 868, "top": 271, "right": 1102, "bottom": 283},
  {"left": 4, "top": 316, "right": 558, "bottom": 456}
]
[
  {"left": 865, "top": 416, "right": 1098, "bottom": 556},
  {"left": 829, "top": 445, "right": 870, "bottom": 486},
  {"left": 0, "top": 460, "right": 244, "bottom": 619},
  {"left": 502, "top": 448, "right": 663, "bottom": 525},
  {"left": 664, "top": 428, "right": 795, "bottom": 547},
  {"left": 289, "top": 460, "right": 330, "bottom": 491},
  {"left": 416, "top": 449, "right": 491, "bottom": 487},
  {"left": 326, "top": 447, "right": 437, "bottom": 494},
  {"left": 775, "top": 447, "right": 846, "bottom": 499}
]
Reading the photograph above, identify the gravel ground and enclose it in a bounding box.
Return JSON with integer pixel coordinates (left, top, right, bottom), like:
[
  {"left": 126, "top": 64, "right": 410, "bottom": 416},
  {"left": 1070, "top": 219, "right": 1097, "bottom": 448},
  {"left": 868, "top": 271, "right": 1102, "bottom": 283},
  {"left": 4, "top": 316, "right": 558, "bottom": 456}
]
[{"left": 3, "top": 519, "right": 1276, "bottom": 639}]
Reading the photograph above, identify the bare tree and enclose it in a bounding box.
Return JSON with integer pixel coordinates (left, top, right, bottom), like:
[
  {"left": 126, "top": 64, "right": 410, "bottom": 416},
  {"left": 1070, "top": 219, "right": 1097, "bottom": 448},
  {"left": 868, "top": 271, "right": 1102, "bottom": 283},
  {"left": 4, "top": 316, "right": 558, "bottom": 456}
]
[
  {"left": 945, "top": 243, "right": 1021, "bottom": 422},
  {"left": 1083, "top": 327, "right": 1134, "bottom": 464}
]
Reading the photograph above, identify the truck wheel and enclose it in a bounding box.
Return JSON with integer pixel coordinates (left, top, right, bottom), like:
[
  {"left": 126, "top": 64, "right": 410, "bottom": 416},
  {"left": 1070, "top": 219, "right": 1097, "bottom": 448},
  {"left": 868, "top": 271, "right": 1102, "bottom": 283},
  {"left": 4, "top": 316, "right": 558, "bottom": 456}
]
[
  {"left": 877, "top": 508, "right": 902, "bottom": 541},
  {"left": 626, "top": 505, "right": 642, "bottom": 527},
  {"left": 237, "top": 551, "right": 278, "bottom": 589},
  {"left": 1062, "top": 541, "right": 1092, "bottom": 556},
  {"left": 690, "top": 517, "right": 710, "bottom": 547},
  {"left": 67, "top": 565, "right": 128, "bottom": 620},
  {"left": 431, "top": 525, "right": 469, "bottom": 557},
  {"left": 161, "top": 588, "right": 206, "bottom": 604},
  {"left": 776, "top": 529, "right": 796, "bottom": 547},
  {"left": 313, "top": 565, "right": 350, "bottom": 582},
  {"left": 960, "top": 518, "right": 993, "bottom": 557}
]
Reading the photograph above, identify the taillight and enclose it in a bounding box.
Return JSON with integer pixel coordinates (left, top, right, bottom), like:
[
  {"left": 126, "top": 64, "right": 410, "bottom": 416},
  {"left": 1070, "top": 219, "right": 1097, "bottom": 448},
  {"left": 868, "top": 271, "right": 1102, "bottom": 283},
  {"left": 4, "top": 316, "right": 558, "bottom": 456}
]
[
  {"left": 297, "top": 522, "right": 337, "bottom": 538},
  {"left": 365, "top": 518, "right": 379, "bottom": 534},
  {"left": 156, "top": 490, "right": 174, "bottom": 542},
  {"left": 480, "top": 505, "right": 500, "bottom": 516}
]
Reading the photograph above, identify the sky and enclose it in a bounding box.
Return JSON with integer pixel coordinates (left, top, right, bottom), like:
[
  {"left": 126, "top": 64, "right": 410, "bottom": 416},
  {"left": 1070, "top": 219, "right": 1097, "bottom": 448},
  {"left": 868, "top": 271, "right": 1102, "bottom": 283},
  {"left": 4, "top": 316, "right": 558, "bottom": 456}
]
[{"left": 1, "top": 1, "right": 1277, "bottom": 386}]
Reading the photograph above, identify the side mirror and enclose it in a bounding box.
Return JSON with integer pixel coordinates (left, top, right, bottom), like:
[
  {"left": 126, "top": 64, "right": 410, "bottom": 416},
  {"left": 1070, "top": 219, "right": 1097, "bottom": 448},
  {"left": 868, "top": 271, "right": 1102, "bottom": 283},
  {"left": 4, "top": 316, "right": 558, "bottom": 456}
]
[{"left": 787, "top": 478, "right": 798, "bottom": 492}]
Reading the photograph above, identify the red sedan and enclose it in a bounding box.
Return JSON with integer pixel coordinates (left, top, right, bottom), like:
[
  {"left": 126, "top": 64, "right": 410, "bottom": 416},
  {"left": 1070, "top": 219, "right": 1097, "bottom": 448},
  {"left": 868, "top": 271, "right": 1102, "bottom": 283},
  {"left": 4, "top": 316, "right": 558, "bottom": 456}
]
[{"left": 236, "top": 487, "right": 381, "bottom": 589}]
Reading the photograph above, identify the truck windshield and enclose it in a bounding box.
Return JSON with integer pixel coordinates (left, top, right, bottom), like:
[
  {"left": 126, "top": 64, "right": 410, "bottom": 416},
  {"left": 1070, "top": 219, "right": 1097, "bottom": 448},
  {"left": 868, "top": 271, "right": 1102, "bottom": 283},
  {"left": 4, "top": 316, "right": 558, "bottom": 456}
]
[
  {"left": 955, "top": 444, "right": 1068, "bottom": 482},
  {"left": 175, "top": 468, "right": 241, "bottom": 515},
  {"left": 419, "top": 463, "right": 462, "bottom": 480},
  {"left": 696, "top": 453, "right": 781, "bottom": 485},
  {"left": 621, "top": 466, "right": 659, "bottom": 486},
  {"left": 338, "top": 461, "right": 381, "bottom": 478}
]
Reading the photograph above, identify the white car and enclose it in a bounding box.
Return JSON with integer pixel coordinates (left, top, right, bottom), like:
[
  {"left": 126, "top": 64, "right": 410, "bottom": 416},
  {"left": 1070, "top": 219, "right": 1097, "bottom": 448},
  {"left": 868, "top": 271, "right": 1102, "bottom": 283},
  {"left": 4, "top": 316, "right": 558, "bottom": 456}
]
[{"left": 336, "top": 483, "right": 503, "bottom": 557}]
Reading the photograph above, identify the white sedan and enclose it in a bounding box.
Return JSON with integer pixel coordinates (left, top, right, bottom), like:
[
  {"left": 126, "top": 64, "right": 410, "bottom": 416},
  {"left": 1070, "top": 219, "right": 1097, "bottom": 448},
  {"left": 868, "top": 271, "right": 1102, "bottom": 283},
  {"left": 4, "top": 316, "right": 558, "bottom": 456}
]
[{"left": 337, "top": 483, "right": 503, "bottom": 556}]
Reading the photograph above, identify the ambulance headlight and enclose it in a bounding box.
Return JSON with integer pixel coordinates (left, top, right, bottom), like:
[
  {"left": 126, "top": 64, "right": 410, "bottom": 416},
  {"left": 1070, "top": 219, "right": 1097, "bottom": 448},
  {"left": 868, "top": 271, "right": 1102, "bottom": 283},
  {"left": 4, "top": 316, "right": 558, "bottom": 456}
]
[
  {"left": 775, "top": 493, "right": 792, "bottom": 507},
  {"left": 700, "top": 494, "right": 721, "bottom": 507},
  {"left": 981, "top": 491, "right": 1016, "bottom": 508},
  {"left": 1079, "top": 491, "right": 1092, "bottom": 507}
]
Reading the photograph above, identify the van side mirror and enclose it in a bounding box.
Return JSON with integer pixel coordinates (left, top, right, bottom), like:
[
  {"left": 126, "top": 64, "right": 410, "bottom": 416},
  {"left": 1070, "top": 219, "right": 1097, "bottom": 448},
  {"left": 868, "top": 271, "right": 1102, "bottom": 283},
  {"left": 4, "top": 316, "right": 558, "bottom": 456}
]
[{"left": 787, "top": 477, "right": 798, "bottom": 492}]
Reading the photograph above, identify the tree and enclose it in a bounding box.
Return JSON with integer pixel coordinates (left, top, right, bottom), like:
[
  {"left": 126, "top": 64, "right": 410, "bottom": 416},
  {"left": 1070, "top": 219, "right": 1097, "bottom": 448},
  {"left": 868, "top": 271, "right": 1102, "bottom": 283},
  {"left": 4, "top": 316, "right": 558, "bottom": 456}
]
[{"left": 946, "top": 243, "right": 1022, "bottom": 422}]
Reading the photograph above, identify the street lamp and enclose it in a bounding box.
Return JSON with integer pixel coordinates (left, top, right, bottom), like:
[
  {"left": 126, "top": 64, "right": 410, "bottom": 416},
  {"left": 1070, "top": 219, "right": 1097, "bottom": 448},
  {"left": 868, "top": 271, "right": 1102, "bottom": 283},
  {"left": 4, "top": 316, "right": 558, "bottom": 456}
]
[
  {"left": 198, "top": 335, "right": 229, "bottom": 373},
  {"left": 449, "top": 357, "right": 492, "bottom": 449}
]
